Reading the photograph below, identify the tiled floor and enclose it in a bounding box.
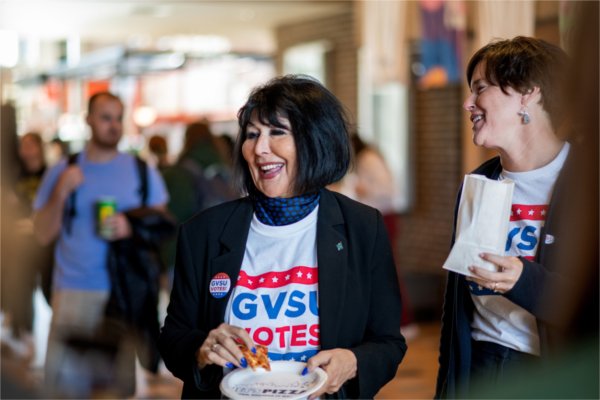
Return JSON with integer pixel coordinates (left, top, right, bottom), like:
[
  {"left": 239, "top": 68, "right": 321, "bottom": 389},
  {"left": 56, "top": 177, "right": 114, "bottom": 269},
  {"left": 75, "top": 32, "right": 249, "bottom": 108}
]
[{"left": 134, "top": 322, "right": 441, "bottom": 399}]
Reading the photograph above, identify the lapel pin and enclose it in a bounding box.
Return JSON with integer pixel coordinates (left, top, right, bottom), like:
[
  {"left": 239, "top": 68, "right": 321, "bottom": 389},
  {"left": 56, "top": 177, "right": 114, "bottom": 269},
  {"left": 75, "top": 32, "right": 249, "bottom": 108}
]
[
  {"left": 209, "top": 272, "right": 231, "bottom": 299},
  {"left": 336, "top": 242, "right": 343, "bottom": 251}
]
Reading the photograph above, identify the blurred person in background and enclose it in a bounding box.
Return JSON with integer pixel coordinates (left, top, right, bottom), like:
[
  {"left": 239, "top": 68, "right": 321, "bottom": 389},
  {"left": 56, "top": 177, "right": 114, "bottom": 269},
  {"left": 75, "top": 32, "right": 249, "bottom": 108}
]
[
  {"left": 329, "top": 133, "right": 417, "bottom": 339},
  {"left": 349, "top": 134, "right": 396, "bottom": 213},
  {"left": 1, "top": 104, "right": 43, "bottom": 399},
  {"left": 1, "top": 104, "right": 19, "bottom": 326},
  {"left": 47, "top": 136, "right": 69, "bottom": 166},
  {"left": 16, "top": 133, "right": 48, "bottom": 205},
  {"left": 1, "top": 133, "right": 53, "bottom": 354},
  {"left": 160, "top": 121, "right": 236, "bottom": 286},
  {"left": 159, "top": 75, "right": 406, "bottom": 398},
  {"left": 148, "top": 134, "right": 171, "bottom": 172},
  {"left": 436, "top": 37, "right": 570, "bottom": 398},
  {"left": 33, "top": 92, "right": 170, "bottom": 397},
  {"left": 217, "top": 133, "right": 235, "bottom": 164},
  {"left": 147, "top": 133, "right": 173, "bottom": 316}
]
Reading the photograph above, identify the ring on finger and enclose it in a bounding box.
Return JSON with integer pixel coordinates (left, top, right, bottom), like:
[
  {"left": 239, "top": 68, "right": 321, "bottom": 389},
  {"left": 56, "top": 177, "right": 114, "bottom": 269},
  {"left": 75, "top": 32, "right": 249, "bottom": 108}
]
[{"left": 211, "top": 343, "right": 219, "bottom": 352}]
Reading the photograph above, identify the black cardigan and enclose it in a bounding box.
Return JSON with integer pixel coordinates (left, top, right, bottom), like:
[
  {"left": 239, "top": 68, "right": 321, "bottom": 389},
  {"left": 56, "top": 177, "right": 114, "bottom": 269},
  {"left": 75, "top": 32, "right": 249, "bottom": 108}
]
[
  {"left": 159, "top": 189, "right": 407, "bottom": 399},
  {"left": 435, "top": 156, "right": 569, "bottom": 399}
]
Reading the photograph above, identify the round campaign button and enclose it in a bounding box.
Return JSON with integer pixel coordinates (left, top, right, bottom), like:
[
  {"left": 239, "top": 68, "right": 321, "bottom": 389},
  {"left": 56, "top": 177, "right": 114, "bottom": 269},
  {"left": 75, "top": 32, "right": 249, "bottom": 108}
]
[{"left": 209, "top": 272, "right": 231, "bottom": 298}]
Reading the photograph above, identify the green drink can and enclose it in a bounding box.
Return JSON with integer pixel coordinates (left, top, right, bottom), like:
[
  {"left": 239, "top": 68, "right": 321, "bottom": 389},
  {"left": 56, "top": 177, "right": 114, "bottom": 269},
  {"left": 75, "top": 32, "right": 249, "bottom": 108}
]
[{"left": 97, "top": 196, "right": 116, "bottom": 239}]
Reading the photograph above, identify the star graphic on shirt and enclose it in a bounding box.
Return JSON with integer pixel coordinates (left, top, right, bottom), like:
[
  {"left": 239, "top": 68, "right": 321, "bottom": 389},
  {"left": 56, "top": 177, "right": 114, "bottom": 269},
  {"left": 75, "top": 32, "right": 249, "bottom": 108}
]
[
  {"left": 541, "top": 209, "right": 546, "bottom": 216},
  {"left": 285, "top": 274, "right": 291, "bottom": 280},
  {"left": 301, "top": 355, "right": 307, "bottom": 361},
  {"left": 307, "top": 272, "right": 312, "bottom": 279},
  {"left": 528, "top": 209, "right": 535, "bottom": 216},
  {"left": 272, "top": 276, "right": 278, "bottom": 283},
  {"left": 290, "top": 356, "right": 295, "bottom": 361},
  {"left": 248, "top": 279, "right": 253, "bottom": 285},
  {"left": 297, "top": 271, "right": 303, "bottom": 278},
  {"left": 259, "top": 277, "right": 265, "bottom": 283},
  {"left": 478, "top": 285, "right": 483, "bottom": 290},
  {"left": 516, "top": 208, "right": 522, "bottom": 215}
]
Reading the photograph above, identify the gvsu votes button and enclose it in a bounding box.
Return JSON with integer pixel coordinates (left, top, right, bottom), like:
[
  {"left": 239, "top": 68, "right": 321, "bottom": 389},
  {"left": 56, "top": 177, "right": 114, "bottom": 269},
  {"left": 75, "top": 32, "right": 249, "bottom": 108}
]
[{"left": 210, "top": 273, "right": 231, "bottom": 298}]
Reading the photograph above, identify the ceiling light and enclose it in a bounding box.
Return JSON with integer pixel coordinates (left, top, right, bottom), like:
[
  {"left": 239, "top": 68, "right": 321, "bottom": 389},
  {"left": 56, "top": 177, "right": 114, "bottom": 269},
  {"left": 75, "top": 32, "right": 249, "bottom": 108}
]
[{"left": 133, "top": 106, "right": 157, "bottom": 128}]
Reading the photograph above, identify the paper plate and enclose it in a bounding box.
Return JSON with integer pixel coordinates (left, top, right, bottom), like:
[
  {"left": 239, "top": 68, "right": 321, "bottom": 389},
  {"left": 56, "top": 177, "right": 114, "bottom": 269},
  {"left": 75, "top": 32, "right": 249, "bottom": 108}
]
[{"left": 220, "top": 361, "right": 327, "bottom": 400}]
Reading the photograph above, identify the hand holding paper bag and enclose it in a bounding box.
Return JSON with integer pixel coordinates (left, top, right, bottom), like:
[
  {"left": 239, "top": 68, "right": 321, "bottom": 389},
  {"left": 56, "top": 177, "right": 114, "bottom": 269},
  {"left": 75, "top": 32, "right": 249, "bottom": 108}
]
[{"left": 443, "top": 174, "right": 514, "bottom": 277}]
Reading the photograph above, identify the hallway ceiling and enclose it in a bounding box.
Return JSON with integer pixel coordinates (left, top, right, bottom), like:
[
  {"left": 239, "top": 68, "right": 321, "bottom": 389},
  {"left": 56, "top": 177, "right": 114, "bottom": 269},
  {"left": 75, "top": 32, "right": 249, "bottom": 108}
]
[{"left": 0, "top": 0, "right": 349, "bottom": 53}]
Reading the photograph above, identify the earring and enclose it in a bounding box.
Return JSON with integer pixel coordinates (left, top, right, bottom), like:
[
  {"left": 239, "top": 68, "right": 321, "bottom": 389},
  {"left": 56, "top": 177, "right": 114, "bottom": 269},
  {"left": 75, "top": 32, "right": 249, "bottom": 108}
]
[{"left": 518, "top": 107, "right": 531, "bottom": 124}]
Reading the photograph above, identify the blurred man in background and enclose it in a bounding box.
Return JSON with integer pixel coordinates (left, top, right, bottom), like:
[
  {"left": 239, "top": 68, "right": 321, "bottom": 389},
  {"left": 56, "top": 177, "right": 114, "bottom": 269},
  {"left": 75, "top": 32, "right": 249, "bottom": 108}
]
[{"left": 33, "top": 92, "right": 169, "bottom": 397}]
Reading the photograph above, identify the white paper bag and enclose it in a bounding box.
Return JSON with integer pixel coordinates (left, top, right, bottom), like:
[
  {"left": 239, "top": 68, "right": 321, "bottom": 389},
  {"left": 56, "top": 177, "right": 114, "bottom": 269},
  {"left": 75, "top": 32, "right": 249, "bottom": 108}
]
[{"left": 443, "top": 174, "right": 514, "bottom": 276}]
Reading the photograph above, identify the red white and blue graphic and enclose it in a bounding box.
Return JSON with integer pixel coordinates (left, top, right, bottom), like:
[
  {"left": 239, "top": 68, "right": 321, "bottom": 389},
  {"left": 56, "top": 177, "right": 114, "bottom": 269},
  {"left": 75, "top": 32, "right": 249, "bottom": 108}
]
[
  {"left": 227, "top": 266, "right": 320, "bottom": 362},
  {"left": 470, "top": 203, "right": 548, "bottom": 296},
  {"left": 210, "top": 272, "right": 231, "bottom": 299}
]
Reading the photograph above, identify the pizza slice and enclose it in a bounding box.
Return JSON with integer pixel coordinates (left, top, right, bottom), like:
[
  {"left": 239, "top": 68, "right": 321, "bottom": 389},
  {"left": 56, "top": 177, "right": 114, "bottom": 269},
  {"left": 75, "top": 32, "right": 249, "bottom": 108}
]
[{"left": 239, "top": 344, "right": 271, "bottom": 371}]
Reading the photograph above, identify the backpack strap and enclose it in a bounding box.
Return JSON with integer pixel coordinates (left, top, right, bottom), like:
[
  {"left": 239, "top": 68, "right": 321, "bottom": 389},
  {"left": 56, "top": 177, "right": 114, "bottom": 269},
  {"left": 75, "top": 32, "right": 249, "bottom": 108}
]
[
  {"left": 63, "top": 153, "right": 149, "bottom": 235},
  {"left": 135, "top": 156, "right": 148, "bottom": 207},
  {"left": 63, "top": 152, "right": 79, "bottom": 235}
]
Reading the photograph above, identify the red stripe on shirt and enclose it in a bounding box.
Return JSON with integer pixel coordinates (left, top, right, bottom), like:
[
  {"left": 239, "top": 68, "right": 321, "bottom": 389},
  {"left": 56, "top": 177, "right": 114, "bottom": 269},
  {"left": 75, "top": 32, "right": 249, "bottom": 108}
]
[
  {"left": 510, "top": 204, "right": 549, "bottom": 221},
  {"left": 236, "top": 266, "right": 318, "bottom": 289}
]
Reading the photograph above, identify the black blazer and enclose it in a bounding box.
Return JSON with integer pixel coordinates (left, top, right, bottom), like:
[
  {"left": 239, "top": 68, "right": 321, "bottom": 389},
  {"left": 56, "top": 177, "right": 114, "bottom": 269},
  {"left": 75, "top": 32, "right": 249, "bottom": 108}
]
[{"left": 159, "top": 189, "right": 407, "bottom": 399}]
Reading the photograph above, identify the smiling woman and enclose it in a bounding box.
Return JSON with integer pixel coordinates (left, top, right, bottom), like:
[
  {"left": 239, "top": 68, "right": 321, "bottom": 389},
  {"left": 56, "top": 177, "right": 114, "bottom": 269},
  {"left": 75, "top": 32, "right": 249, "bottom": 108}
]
[
  {"left": 159, "top": 75, "right": 407, "bottom": 399},
  {"left": 436, "top": 37, "right": 571, "bottom": 399},
  {"left": 241, "top": 114, "right": 297, "bottom": 199},
  {"left": 235, "top": 75, "right": 351, "bottom": 198}
]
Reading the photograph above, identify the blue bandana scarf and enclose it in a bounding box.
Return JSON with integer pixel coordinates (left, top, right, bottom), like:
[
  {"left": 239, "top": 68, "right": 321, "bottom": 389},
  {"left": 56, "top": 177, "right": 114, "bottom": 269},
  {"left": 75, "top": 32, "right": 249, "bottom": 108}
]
[{"left": 252, "top": 191, "right": 320, "bottom": 226}]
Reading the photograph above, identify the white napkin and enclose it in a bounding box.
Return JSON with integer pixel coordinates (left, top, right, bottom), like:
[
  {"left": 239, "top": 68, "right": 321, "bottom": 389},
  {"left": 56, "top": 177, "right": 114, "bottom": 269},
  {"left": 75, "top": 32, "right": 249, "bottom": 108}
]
[{"left": 443, "top": 174, "right": 514, "bottom": 276}]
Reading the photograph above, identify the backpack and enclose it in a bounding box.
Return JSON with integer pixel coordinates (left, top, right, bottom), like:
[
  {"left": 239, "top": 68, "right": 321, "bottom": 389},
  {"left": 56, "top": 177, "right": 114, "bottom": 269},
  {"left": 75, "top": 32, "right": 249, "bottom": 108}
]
[
  {"left": 178, "top": 158, "right": 236, "bottom": 212},
  {"left": 40, "top": 153, "right": 148, "bottom": 304}
]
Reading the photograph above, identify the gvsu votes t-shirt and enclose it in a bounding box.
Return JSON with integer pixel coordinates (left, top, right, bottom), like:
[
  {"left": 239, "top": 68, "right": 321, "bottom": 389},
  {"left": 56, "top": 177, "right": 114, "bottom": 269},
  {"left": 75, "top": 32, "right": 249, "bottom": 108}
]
[
  {"left": 225, "top": 207, "right": 320, "bottom": 362},
  {"left": 470, "top": 143, "right": 570, "bottom": 356}
]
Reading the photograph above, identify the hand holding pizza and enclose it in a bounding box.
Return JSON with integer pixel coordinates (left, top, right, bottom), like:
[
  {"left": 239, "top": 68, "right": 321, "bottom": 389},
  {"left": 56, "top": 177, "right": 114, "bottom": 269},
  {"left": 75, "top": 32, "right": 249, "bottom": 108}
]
[
  {"left": 304, "top": 349, "right": 357, "bottom": 400},
  {"left": 196, "top": 323, "right": 255, "bottom": 369},
  {"left": 239, "top": 344, "right": 271, "bottom": 371}
]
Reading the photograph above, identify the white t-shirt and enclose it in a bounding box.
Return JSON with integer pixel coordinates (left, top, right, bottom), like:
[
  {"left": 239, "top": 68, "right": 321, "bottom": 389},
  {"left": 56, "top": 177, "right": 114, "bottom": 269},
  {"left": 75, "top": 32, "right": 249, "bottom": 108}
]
[
  {"left": 225, "top": 206, "right": 320, "bottom": 362},
  {"left": 33, "top": 152, "right": 168, "bottom": 291},
  {"left": 470, "top": 143, "right": 570, "bottom": 356}
]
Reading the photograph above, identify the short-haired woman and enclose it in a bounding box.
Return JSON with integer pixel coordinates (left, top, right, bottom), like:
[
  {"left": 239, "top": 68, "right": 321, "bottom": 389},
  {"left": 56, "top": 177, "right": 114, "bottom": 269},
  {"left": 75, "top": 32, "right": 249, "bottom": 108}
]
[
  {"left": 435, "top": 37, "right": 570, "bottom": 398},
  {"left": 160, "top": 75, "right": 407, "bottom": 399}
]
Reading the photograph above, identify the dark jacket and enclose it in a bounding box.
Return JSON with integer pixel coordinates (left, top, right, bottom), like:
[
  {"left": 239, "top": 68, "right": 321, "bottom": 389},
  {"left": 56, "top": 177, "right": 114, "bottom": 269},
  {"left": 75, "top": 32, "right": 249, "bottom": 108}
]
[
  {"left": 435, "top": 156, "right": 568, "bottom": 399},
  {"left": 159, "top": 189, "right": 407, "bottom": 399},
  {"left": 107, "top": 207, "right": 176, "bottom": 372}
]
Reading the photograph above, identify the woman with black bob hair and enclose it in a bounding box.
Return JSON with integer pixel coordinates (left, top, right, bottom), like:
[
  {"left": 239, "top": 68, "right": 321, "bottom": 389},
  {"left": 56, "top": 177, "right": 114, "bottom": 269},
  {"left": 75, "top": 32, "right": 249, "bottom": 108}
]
[
  {"left": 235, "top": 74, "right": 351, "bottom": 196},
  {"left": 160, "top": 75, "right": 407, "bottom": 399}
]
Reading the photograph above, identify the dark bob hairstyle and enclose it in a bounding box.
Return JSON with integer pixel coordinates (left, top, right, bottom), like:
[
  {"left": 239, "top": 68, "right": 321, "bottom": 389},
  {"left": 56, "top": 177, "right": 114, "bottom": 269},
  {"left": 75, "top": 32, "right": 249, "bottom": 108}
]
[
  {"left": 466, "top": 36, "right": 568, "bottom": 130},
  {"left": 233, "top": 75, "right": 352, "bottom": 197}
]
